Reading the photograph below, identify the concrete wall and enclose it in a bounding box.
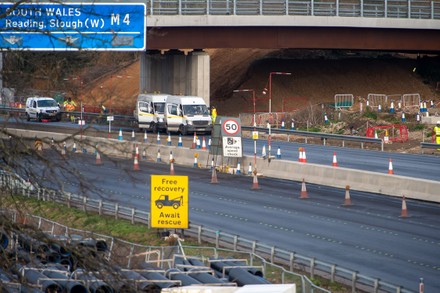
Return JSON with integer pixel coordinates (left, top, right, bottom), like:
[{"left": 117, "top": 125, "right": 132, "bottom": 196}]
[{"left": 10, "top": 129, "right": 440, "bottom": 203}]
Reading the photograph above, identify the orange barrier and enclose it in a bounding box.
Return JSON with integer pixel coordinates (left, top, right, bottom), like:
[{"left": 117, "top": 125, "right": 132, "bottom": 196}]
[{"left": 366, "top": 125, "right": 408, "bottom": 142}]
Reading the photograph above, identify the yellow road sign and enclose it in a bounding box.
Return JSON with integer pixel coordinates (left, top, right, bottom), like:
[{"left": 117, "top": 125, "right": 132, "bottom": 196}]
[{"left": 151, "top": 175, "right": 188, "bottom": 228}]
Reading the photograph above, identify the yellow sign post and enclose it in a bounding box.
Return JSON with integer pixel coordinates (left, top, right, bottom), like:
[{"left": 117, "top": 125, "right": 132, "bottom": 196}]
[{"left": 150, "top": 175, "right": 188, "bottom": 229}]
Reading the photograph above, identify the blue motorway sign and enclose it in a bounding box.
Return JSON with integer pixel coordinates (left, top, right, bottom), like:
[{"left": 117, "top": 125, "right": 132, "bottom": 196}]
[{"left": 0, "top": 2, "right": 146, "bottom": 51}]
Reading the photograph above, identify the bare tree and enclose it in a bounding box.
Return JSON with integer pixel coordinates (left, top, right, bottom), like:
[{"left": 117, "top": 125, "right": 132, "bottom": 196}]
[{"left": 0, "top": 2, "right": 147, "bottom": 290}]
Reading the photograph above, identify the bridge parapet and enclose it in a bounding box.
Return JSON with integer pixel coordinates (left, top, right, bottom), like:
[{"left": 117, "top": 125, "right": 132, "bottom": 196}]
[{"left": 145, "top": 0, "right": 440, "bottom": 20}]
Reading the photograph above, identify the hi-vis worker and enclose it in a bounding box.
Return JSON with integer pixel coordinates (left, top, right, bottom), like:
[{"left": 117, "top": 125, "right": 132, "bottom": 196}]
[
  {"left": 434, "top": 121, "right": 440, "bottom": 150},
  {"left": 63, "top": 97, "right": 77, "bottom": 122},
  {"left": 211, "top": 106, "right": 217, "bottom": 124}
]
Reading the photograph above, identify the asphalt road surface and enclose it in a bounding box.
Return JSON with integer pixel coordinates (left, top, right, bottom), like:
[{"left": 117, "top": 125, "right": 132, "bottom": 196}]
[
  {"left": 3, "top": 117, "right": 440, "bottom": 181},
  {"left": 17, "top": 150, "right": 440, "bottom": 293}
]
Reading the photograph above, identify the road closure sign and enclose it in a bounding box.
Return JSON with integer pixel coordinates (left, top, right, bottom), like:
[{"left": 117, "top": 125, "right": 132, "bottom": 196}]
[
  {"left": 0, "top": 3, "right": 146, "bottom": 51},
  {"left": 150, "top": 175, "right": 188, "bottom": 229}
]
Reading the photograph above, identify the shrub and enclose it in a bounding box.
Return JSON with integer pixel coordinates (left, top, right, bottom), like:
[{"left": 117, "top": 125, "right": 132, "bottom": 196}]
[{"left": 363, "top": 109, "right": 377, "bottom": 120}]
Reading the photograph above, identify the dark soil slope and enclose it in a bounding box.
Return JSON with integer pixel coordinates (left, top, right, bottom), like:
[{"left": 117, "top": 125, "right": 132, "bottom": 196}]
[{"left": 210, "top": 50, "right": 439, "bottom": 115}]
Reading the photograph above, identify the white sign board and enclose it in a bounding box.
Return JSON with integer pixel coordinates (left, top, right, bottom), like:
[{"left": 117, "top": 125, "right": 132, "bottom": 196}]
[
  {"left": 107, "top": 115, "right": 114, "bottom": 121},
  {"left": 222, "top": 137, "right": 242, "bottom": 157}
]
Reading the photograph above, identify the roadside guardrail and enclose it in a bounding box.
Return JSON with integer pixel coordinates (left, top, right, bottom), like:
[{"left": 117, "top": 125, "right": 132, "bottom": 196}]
[
  {"left": 242, "top": 126, "right": 385, "bottom": 151},
  {"left": 420, "top": 142, "right": 440, "bottom": 153},
  {"left": 0, "top": 172, "right": 416, "bottom": 293},
  {"left": 0, "top": 106, "right": 136, "bottom": 124},
  {"left": 1, "top": 106, "right": 384, "bottom": 151}
]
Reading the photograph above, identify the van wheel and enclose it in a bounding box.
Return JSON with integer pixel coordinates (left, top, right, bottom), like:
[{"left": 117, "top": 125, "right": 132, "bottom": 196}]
[
  {"left": 178, "top": 125, "right": 187, "bottom": 136},
  {"left": 55, "top": 113, "right": 61, "bottom": 122},
  {"left": 26, "top": 113, "right": 30, "bottom": 121},
  {"left": 37, "top": 114, "right": 42, "bottom": 122}
]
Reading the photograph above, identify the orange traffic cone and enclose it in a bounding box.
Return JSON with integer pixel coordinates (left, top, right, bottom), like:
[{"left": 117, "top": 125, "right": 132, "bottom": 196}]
[
  {"left": 95, "top": 152, "right": 102, "bottom": 165},
  {"left": 210, "top": 167, "right": 218, "bottom": 184},
  {"left": 400, "top": 195, "right": 408, "bottom": 218},
  {"left": 303, "top": 148, "right": 307, "bottom": 163},
  {"left": 191, "top": 132, "right": 197, "bottom": 149},
  {"left": 135, "top": 145, "right": 139, "bottom": 159},
  {"left": 332, "top": 152, "right": 338, "bottom": 167},
  {"left": 170, "top": 160, "right": 175, "bottom": 175},
  {"left": 388, "top": 158, "right": 394, "bottom": 174},
  {"left": 133, "top": 155, "right": 140, "bottom": 171},
  {"left": 251, "top": 172, "right": 260, "bottom": 190},
  {"left": 343, "top": 185, "right": 352, "bottom": 206},
  {"left": 299, "top": 178, "right": 308, "bottom": 199},
  {"left": 202, "top": 137, "right": 207, "bottom": 150},
  {"left": 298, "top": 147, "right": 303, "bottom": 162}
]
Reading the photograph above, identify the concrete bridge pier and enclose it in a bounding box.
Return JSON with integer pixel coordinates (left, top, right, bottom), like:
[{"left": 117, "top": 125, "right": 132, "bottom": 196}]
[
  {"left": 139, "top": 50, "right": 162, "bottom": 94},
  {"left": 164, "top": 49, "right": 187, "bottom": 96},
  {"left": 139, "top": 49, "right": 210, "bottom": 105},
  {"left": 187, "top": 50, "right": 210, "bottom": 107}
]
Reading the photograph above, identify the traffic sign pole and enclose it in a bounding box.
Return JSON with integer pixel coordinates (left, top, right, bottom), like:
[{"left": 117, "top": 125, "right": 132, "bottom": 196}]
[
  {"left": 107, "top": 116, "right": 114, "bottom": 138},
  {"left": 267, "top": 122, "right": 272, "bottom": 162},
  {"left": 221, "top": 118, "right": 243, "bottom": 158}
]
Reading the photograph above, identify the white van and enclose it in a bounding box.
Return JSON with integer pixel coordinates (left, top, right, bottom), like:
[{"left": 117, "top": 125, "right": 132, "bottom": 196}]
[
  {"left": 25, "top": 97, "right": 61, "bottom": 122},
  {"left": 165, "top": 95, "right": 212, "bottom": 135},
  {"left": 134, "top": 93, "right": 168, "bottom": 133}
]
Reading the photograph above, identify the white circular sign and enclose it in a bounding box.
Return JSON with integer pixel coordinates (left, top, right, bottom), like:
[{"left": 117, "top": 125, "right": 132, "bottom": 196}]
[{"left": 223, "top": 119, "right": 240, "bottom": 135}]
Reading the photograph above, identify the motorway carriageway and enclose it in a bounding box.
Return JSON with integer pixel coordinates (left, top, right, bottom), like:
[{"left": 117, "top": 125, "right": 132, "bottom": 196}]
[
  {"left": 15, "top": 148, "right": 440, "bottom": 293},
  {"left": 3, "top": 117, "right": 440, "bottom": 181}
]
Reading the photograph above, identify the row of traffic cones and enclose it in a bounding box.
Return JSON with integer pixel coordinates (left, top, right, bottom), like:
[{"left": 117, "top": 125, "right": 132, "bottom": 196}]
[
  {"left": 190, "top": 133, "right": 210, "bottom": 150},
  {"left": 93, "top": 146, "right": 408, "bottom": 217},
  {"left": 298, "top": 179, "right": 409, "bottom": 217},
  {"left": 117, "top": 129, "right": 212, "bottom": 149},
  {"left": 296, "top": 148, "right": 396, "bottom": 173},
  {"left": 209, "top": 170, "right": 408, "bottom": 216},
  {"left": 69, "top": 135, "right": 398, "bottom": 174}
]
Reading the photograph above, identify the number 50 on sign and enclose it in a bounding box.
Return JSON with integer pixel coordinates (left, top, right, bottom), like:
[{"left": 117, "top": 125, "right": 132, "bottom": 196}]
[{"left": 222, "top": 119, "right": 240, "bottom": 136}]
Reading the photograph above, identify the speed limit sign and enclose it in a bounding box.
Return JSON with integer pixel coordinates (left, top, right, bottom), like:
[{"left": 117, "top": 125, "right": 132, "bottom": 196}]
[{"left": 222, "top": 119, "right": 241, "bottom": 136}]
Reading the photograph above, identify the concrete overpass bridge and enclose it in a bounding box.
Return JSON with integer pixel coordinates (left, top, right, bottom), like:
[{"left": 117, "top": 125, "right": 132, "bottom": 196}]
[{"left": 138, "top": 0, "right": 440, "bottom": 103}]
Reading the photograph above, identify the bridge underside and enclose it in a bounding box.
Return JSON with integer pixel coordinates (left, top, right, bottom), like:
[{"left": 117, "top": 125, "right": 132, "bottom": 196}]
[{"left": 147, "top": 27, "right": 440, "bottom": 52}]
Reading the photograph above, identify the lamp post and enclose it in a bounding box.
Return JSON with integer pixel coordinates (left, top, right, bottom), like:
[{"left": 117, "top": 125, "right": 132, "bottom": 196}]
[
  {"left": 262, "top": 71, "right": 292, "bottom": 161},
  {"left": 263, "top": 71, "right": 292, "bottom": 114},
  {"left": 233, "top": 89, "right": 257, "bottom": 173}
]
